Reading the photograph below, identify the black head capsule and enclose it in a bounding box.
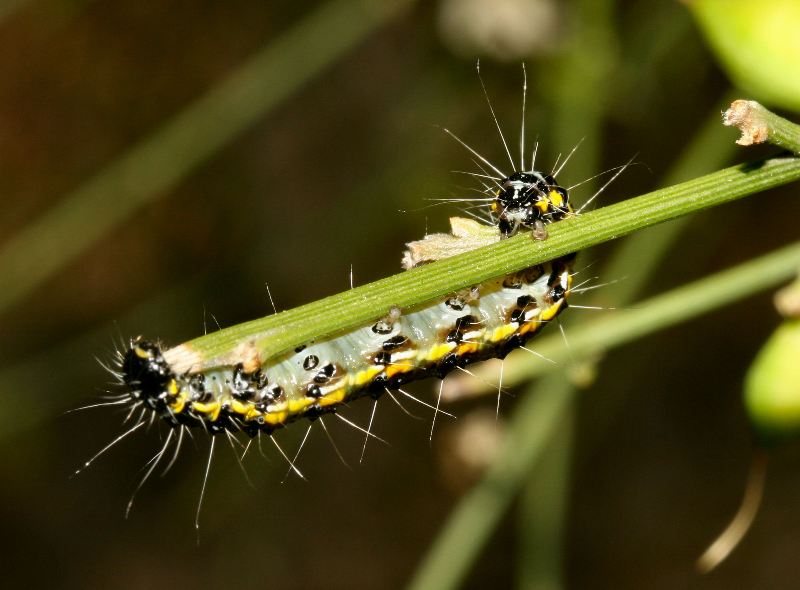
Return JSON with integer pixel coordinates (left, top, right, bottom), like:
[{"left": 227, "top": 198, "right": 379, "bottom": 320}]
[
  {"left": 122, "top": 338, "right": 175, "bottom": 407},
  {"left": 493, "top": 171, "right": 571, "bottom": 236}
]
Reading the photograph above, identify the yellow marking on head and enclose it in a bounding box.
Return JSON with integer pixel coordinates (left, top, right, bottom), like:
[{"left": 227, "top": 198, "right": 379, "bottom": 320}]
[
  {"left": 549, "top": 190, "right": 564, "bottom": 207},
  {"left": 535, "top": 199, "right": 549, "bottom": 213},
  {"left": 167, "top": 379, "right": 180, "bottom": 396},
  {"left": 134, "top": 346, "right": 150, "bottom": 359}
]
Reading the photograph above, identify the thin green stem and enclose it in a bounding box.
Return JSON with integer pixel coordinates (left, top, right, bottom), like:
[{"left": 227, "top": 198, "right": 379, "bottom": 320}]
[{"left": 176, "top": 156, "right": 800, "bottom": 369}]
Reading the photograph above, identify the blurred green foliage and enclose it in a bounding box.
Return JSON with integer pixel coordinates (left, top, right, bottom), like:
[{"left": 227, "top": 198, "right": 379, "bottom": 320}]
[{"left": 691, "top": 0, "right": 800, "bottom": 112}]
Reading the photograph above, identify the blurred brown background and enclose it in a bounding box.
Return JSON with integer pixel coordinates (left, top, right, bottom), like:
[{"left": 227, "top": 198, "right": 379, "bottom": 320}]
[{"left": 1, "top": 0, "right": 799, "bottom": 588}]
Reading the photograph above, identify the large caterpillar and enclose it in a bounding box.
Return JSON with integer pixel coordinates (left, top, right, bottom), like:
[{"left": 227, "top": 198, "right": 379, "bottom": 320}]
[
  {"left": 121, "top": 170, "right": 575, "bottom": 437},
  {"left": 82, "top": 69, "right": 623, "bottom": 520}
]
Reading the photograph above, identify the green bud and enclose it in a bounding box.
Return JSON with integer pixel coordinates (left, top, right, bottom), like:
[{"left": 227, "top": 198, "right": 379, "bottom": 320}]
[{"left": 745, "top": 320, "right": 800, "bottom": 443}]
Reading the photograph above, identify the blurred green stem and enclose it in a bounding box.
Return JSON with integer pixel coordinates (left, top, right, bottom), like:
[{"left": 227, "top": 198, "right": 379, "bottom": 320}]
[
  {"left": 543, "top": 0, "right": 617, "bottom": 190},
  {"left": 409, "top": 373, "right": 575, "bottom": 590},
  {"left": 517, "top": 400, "right": 574, "bottom": 590},
  {"left": 0, "top": 0, "right": 413, "bottom": 316}
]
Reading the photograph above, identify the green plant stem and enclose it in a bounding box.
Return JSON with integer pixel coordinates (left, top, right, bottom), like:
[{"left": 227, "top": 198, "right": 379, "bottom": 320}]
[
  {"left": 0, "top": 0, "right": 412, "bottom": 317},
  {"left": 406, "top": 239, "right": 800, "bottom": 590},
  {"left": 759, "top": 107, "right": 800, "bottom": 155},
  {"left": 176, "top": 156, "right": 800, "bottom": 369}
]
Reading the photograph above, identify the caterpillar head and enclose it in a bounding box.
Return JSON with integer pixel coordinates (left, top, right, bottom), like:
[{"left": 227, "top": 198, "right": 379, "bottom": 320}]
[
  {"left": 122, "top": 337, "right": 176, "bottom": 409},
  {"left": 492, "top": 171, "right": 571, "bottom": 236}
]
